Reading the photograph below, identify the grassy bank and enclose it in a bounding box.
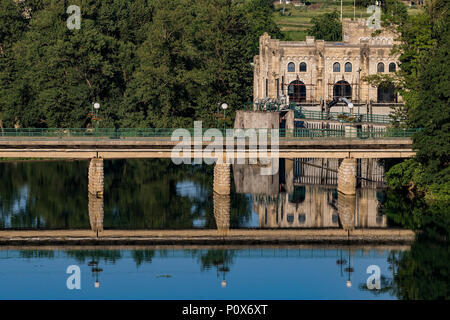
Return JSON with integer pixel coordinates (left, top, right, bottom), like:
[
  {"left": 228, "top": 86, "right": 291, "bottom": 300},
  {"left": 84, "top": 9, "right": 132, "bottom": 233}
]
[{"left": 273, "top": 1, "right": 419, "bottom": 41}]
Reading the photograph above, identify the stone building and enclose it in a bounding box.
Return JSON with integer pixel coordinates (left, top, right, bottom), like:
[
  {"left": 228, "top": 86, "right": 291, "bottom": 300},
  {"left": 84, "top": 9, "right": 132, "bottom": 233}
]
[{"left": 253, "top": 18, "right": 401, "bottom": 107}]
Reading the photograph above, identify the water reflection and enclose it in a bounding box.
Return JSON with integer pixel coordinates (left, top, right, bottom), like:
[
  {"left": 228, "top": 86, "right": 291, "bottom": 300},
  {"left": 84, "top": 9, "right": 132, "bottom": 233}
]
[
  {"left": 0, "top": 159, "right": 391, "bottom": 230},
  {"left": 235, "top": 159, "right": 387, "bottom": 229}
]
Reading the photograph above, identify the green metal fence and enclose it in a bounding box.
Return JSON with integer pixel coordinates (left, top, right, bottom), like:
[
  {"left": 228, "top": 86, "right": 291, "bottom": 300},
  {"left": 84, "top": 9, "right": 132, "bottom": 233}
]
[
  {"left": 242, "top": 102, "right": 392, "bottom": 124},
  {"left": 0, "top": 127, "right": 420, "bottom": 140}
]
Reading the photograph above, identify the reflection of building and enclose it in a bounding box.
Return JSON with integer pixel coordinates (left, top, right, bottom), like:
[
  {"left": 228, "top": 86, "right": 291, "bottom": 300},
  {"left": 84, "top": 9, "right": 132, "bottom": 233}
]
[
  {"left": 254, "top": 187, "right": 339, "bottom": 228},
  {"left": 253, "top": 187, "right": 386, "bottom": 229},
  {"left": 235, "top": 158, "right": 387, "bottom": 230},
  {"left": 294, "top": 158, "right": 385, "bottom": 189},
  {"left": 254, "top": 19, "right": 401, "bottom": 106}
]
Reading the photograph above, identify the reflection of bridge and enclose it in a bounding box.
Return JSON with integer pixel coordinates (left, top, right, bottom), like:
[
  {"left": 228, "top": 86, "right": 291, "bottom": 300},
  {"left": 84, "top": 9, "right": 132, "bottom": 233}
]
[
  {"left": 235, "top": 158, "right": 388, "bottom": 230},
  {"left": 0, "top": 246, "right": 410, "bottom": 259}
]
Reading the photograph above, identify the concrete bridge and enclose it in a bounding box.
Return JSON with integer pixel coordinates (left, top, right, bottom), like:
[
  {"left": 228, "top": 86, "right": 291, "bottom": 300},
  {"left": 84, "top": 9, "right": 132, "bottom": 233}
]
[{"left": 0, "top": 135, "right": 414, "bottom": 159}]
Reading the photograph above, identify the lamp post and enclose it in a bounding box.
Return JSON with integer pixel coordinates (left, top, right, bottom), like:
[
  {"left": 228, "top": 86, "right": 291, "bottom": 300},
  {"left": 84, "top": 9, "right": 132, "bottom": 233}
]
[
  {"left": 344, "top": 247, "right": 354, "bottom": 288},
  {"left": 357, "top": 68, "right": 361, "bottom": 116},
  {"left": 221, "top": 103, "right": 228, "bottom": 131},
  {"left": 88, "top": 260, "right": 102, "bottom": 288},
  {"left": 93, "top": 102, "right": 100, "bottom": 133}
]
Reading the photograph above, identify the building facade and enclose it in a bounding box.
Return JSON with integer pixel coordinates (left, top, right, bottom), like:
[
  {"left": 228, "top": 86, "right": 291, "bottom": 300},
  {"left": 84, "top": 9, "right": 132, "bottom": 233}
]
[{"left": 253, "top": 19, "right": 400, "bottom": 106}]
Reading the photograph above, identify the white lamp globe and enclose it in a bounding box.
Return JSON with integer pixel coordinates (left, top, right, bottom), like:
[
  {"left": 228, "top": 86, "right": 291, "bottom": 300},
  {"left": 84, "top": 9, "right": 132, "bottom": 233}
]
[
  {"left": 93, "top": 102, "right": 100, "bottom": 110},
  {"left": 221, "top": 103, "right": 228, "bottom": 110}
]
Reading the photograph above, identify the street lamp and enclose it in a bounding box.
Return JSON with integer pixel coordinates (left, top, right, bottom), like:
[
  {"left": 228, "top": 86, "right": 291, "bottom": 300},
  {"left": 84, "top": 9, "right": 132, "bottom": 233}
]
[
  {"left": 93, "top": 102, "right": 100, "bottom": 132},
  {"left": 221, "top": 103, "right": 228, "bottom": 131},
  {"left": 357, "top": 68, "right": 362, "bottom": 116}
]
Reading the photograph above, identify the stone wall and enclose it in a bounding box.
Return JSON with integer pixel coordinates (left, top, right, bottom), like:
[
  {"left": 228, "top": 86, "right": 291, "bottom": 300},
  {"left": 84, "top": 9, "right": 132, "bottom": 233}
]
[{"left": 234, "top": 110, "right": 280, "bottom": 130}]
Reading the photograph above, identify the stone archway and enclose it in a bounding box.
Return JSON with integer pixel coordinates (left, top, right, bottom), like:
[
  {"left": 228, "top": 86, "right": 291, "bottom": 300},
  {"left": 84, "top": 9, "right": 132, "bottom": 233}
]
[
  {"left": 288, "top": 80, "right": 306, "bottom": 103},
  {"left": 377, "top": 83, "right": 397, "bottom": 102},
  {"left": 333, "top": 80, "right": 352, "bottom": 100}
]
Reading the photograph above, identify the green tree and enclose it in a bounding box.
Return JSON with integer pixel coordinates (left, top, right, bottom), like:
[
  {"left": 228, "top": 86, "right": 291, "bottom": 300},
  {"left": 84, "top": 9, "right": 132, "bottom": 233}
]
[
  {"left": 307, "top": 10, "right": 342, "bottom": 41},
  {"left": 385, "top": 1, "right": 450, "bottom": 200}
]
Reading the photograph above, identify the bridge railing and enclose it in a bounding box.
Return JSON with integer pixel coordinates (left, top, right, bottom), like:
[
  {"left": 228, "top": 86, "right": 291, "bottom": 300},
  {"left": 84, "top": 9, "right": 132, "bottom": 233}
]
[
  {"left": 295, "top": 110, "right": 391, "bottom": 124},
  {"left": 242, "top": 102, "right": 392, "bottom": 124},
  {"left": 0, "top": 128, "right": 419, "bottom": 140}
]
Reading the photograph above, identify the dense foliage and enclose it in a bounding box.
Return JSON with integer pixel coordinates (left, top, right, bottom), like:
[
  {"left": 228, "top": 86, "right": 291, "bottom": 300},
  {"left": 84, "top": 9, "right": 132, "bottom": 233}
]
[
  {"left": 0, "top": 0, "right": 282, "bottom": 128},
  {"left": 306, "top": 10, "right": 342, "bottom": 41},
  {"left": 0, "top": 159, "right": 252, "bottom": 229},
  {"left": 384, "top": 0, "right": 450, "bottom": 201}
]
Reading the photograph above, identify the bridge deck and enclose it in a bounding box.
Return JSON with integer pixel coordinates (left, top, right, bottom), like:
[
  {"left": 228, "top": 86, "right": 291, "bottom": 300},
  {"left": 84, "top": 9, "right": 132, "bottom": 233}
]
[
  {"left": 0, "top": 137, "right": 414, "bottom": 159},
  {"left": 0, "top": 229, "right": 415, "bottom": 245}
]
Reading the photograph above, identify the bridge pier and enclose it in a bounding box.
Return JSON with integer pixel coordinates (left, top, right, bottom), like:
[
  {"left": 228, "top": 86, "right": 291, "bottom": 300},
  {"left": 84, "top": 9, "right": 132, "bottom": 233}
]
[
  {"left": 213, "top": 162, "right": 231, "bottom": 234},
  {"left": 337, "top": 157, "right": 357, "bottom": 195},
  {"left": 213, "top": 163, "right": 231, "bottom": 195},
  {"left": 337, "top": 192, "right": 356, "bottom": 231},
  {"left": 214, "top": 192, "right": 230, "bottom": 234},
  {"left": 88, "top": 157, "right": 104, "bottom": 234}
]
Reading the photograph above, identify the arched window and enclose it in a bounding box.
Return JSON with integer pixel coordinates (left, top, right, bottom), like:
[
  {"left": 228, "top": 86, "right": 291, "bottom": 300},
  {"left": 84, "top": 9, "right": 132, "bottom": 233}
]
[
  {"left": 333, "top": 80, "right": 352, "bottom": 100},
  {"left": 298, "top": 214, "right": 306, "bottom": 224},
  {"left": 299, "top": 62, "right": 307, "bottom": 72},
  {"left": 288, "top": 80, "right": 306, "bottom": 103},
  {"left": 287, "top": 214, "right": 294, "bottom": 224},
  {"left": 345, "top": 62, "right": 352, "bottom": 72},
  {"left": 377, "top": 62, "right": 385, "bottom": 73},
  {"left": 287, "top": 62, "right": 295, "bottom": 72},
  {"left": 333, "top": 62, "right": 340, "bottom": 72},
  {"left": 389, "top": 62, "right": 396, "bottom": 72},
  {"left": 377, "top": 82, "right": 397, "bottom": 102}
]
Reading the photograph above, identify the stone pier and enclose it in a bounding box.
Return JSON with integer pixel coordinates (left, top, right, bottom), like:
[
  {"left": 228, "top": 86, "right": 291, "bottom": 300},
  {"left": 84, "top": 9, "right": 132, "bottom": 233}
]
[
  {"left": 337, "top": 192, "right": 356, "bottom": 231},
  {"left": 213, "top": 192, "right": 230, "bottom": 234},
  {"left": 88, "top": 158, "right": 104, "bottom": 233},
  {"left": 89, "top": 193, "right": 104, "bottom": 233},
  {"left": 213, "top": 163, "right": 231, "bottom": 195},
  {"left": 337, "top": 158, "right": 357, "bottom": 195}
]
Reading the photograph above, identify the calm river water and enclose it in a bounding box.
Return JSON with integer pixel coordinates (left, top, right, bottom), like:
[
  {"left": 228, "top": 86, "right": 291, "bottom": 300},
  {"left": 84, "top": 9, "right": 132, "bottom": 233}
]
[{"left": 0, "top": 159, "right": 447, "bottom": 299}]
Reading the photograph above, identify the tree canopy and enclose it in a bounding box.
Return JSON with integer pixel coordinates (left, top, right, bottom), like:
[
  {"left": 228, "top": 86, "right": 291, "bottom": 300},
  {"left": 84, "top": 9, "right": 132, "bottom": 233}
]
[
  {"left": 0, "top": 0, "right": 282, "bottom": 128},
  {"left": 306, "top": 10, "right": 342, "bottom": 42},
  {"left": 384, "top": 0, "right": 449, "bottom": 200}
]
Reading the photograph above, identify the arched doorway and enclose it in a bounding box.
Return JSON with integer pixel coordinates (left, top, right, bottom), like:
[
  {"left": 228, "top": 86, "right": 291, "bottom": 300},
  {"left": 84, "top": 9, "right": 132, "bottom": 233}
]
[
  {"left": 288, "top": 80, "right": 306, "bottom": 103},
  {"left": 377, "top": 83, "right": 397, "bottom": 102},
  {"left": 333, "top": 80, "right": 352, "bottom": 100}
]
